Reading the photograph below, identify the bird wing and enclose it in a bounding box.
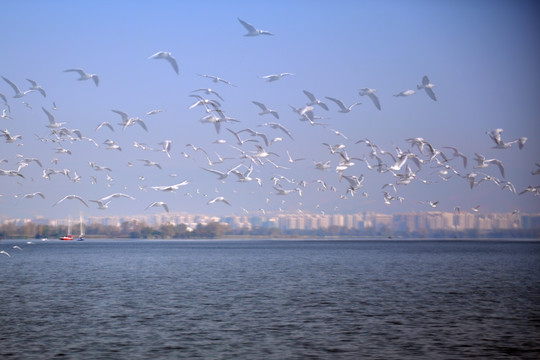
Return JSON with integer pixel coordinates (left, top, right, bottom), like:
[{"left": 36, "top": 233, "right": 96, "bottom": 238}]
[
  {"left": 325, "top": 97, "right": 347, "bottom": 111},
  {"left": 2, "top": 76, "right": 21, "bottom": 95},
  {"left": 64, "top": 69, "right": 86, "bottom": 76},
  {"left": 422, "top": 75, "right": 430, "bottom": 85},
  {"left": 488, "top": 159, "right": 505, "bottom": 178},
  {"left": 166, "top": 55, "right": 179, "bottom": 75},
  {"left": 302, "top": 90, "right": 316, "bottom": 102},
  {"left": 136, "top": 119, "right": 148, "bottom": 132},
  {"left": 252, "top": 101, "right": 267, "bottom": 111},
  {"left": 238, "top": 18, "right": 256, "bottom": 32},
  {"left": 73, "top": 196, "right": 89, "bottom": 207},
  {"left": 91, "top": 75, "right": 99, "bottom": 86},
  {"left": 112, "top": 109, "right": 129, "bottom": 122},
  {"left": 368, "top": 93, "right": 381, "bottom": 110},
  {"left": 425, "top": 87, "right": 437, "bottom": 101},
  {"left": 42, "top": 107, "right": 56, "bottom": 124}
]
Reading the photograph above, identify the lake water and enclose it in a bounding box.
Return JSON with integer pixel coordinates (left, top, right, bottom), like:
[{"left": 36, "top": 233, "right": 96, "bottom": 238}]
[{"left": 0, "top": 239, "right": 539, "bottom": 359}]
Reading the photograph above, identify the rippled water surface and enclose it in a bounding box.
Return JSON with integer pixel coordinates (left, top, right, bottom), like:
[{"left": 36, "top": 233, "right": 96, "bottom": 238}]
[{"left": 1, "top": 239, "right": 539, "bottom": 359}]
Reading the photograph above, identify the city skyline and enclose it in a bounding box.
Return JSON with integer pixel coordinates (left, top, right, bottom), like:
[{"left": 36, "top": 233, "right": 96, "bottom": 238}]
[
  {"left": 1, "top": 1, "right": 539, "bottom": 220},
  {"left": 3, "top": 210, "right": 538, "bottom": 234}
]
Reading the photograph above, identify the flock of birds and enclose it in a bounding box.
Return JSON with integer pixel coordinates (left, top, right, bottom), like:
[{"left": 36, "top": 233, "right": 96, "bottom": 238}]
[{"left": 0, "top": 18, "right": 538, "bottom": 229}]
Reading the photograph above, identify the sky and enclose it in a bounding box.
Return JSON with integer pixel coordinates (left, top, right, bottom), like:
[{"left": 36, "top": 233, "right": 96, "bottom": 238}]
[{"left": 0, "top": 0, "right": 539, "bottom": 220}]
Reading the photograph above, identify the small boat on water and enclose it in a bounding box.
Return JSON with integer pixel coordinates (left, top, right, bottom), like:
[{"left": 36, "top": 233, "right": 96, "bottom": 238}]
[
  {"left": 76, "top": 213, "right": 85, "bottom": 241},
  {"left": 59, "top": 216, "right": 74, "bottom": 240}
]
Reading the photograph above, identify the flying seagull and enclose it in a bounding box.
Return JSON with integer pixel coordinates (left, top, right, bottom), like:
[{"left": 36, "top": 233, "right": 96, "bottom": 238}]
[
  {"left": 207, "top": 196, "right": 231, "bottom": 206},
  {"left": 53, "top": 194, "right": 89, "bottom": 207},
  {"left": 148, "top": 51, "right": 179, "bottom": 75},
  {"left": 238, "top": 18, "right": 273, "bottom": 36},
  {"left": 64, "top": 68, "right": 99, "bottom": 86},
  {"left": 145, "top": 201, "right": 169, "bottom": 213},
  {"left": 260, "top": 73, "right": 293, "bottom": 82},
  {"left": 393, "top": 90, "right": 415, "bottom": 97},
  {"left": 359, "top": 88, "right": 381, "bottom": 110},
  {"left": 26, "top": 79, "right": 47, "bottom": 97},
  {"left": 417, "top": 75, "right": 437, "bottom": 101},
  {"left": 1, "top": 76, "right": 35, "bottom": 98},
  {"left": 252, "top": 101, "right": 279, "bottom": 119},
  {"left": 325, "top": 97, "right": 361, "bottom": 113},
  {"left": 303, "top": 90, "right": 329, "bottom": 111}
]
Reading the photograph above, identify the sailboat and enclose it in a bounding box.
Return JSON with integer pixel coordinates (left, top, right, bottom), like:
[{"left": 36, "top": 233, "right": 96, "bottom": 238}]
[
  {"left": 76, "top": 212, "right": 85, "bottom": 241},
  {"left": 59, "top": 216, "right": 74, "bottom": 240}
]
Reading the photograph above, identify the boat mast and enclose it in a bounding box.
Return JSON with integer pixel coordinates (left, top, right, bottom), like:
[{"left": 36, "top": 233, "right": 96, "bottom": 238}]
[{"left": 79, "top": 212, "right": 84, "bottom": 236}]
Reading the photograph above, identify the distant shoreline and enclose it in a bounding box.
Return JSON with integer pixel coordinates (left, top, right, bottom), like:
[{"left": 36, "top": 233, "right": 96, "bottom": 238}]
[{"left": 2, "top": 236, "right": 539, "bottom": 242}]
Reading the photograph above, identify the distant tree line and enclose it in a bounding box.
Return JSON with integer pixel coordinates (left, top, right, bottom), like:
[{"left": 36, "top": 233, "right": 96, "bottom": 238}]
[{"left": 0, "top": 220, "right": 538, "bottom": 239}]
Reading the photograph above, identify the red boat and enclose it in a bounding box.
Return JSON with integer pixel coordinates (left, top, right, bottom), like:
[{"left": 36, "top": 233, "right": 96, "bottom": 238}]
[{"left": 59, "top": 216, "right": 74, "bottom": 240}]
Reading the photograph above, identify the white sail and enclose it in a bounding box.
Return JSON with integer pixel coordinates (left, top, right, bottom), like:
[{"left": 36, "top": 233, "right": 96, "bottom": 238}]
[{"left": 79, "top": 212, "right": 85, "bottom": 237}]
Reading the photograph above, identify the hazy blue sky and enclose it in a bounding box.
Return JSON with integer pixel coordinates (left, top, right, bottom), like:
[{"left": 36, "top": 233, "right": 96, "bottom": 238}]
[{"left": 1, "top": 0, "right": 539, "bottom": 219}]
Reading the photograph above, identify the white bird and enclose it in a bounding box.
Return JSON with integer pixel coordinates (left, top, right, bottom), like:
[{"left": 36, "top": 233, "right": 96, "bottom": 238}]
[
  {"left": 197, "top": 74, "right": 236, "bottom": 86},
  {"left": 325, "top": 97, "right": 361, "bottom": 113},
  {"left": 112, "top": 110, "right": 148, "bottom": 132},
  {"left": 99, "top": 193, "right": 136, "bottom": 202},
  {"left": 226, "top": 128, "right": 258, "bottom": 146},
  {"left": 0, "top": 250, "right": 10, "bottom": 257},
  {"left": 531, "top": 164, "right": 540, "bottom": 176},
  {"left": 158, "top": 140, "right": 172, "bottom": 158},
  {"left": 0, "top": 129, "right": 23, "bottom": 143},
  {"left": 359, "top": 88, "right": 381, "bottom": 110},
  {"left": 239, "top": 128, "right": 269, "bottom": 146},
  {"left": 151, "top": 181, "right": 190, "bottom": 192},
  {"left": 0, "top": 93, "right": 9, "bottom": 110},
  {"left": 260, "top": 73, "right": 294, "bottom": 82},
  {"left": 146, "top": 109, "right": 164, "bottom": 116},
  {"left": 252, "top": 101, "right": 279, "bottom": 119},
  {"left": 148, "top": 51, "right": 179, "bottom": 75},
  {"left": 486, "top": 128, "right": 527, "bottom": 150},
  {"left": 314, "top": 161, "right": 331, "bottom": 171},
  {"left": 53, "top": 194, "right": 89, "bottom": 207},
  {"left": 137, "top": 159, "right": 162, "bottom": 170},
  {"left": 146, "top": 201, "right": 169, "bottom": 212},
  {"left": 63, "top": 68, "right": 99, "bottom": 86},
  {"left": 22, "top": 192, "right": 45, "bottom": 199},
  {"left": 26, "top": 79, "right": 47, "bottom": 97},
  {"left": 442, "top": 146, "right": 468, "bottom": 168},
  {"left": 201, "top": 167, "right": 230, "bottom": 181},
  {"left": 1, "top": 76, "right": 35, "bottom": 98},
  {"left": 207, "top": 196, "right": 231, "bottom": 206},
  {"left": 42, "top": 107, "right": 66, "bottom": 128},
  {"left": 303, "top": 90, "right": 329, "bottom": 111},
  {"left": 286, "top": 150, "right": 305, "bottom": 164},
  {"left": 1, "top": 108, "right": 11, "bottom": 120},
  {"left": 192, "top": 88, "right": 225, "bottom": 101},
  {"left": 417, "top": 75, "right": 437, "bottom": 101},
  {"left": 186, "top": 143, "right": 208, "bottom": 155},
  {"left": 258, "top": 122, "right": 294, "bottom": 140},
  {"left": 188, "top": 94, "right": 221, "bottom": 110},
  {"left": 519, "top": 185, "right": 540, "bottom": 196},
  {"left": 95, "top": 121, "right": 115, "bottom": 132},
  {"left": 12, "top": 245, "right": 22, "bottom": 251},
  {"left": 238, "top": 18, "right": 273, "bottom": 36},
  {"left": 473, "top": 152, "right": 505, "bottom": 178},
  {"left": 89, "top": 199, "right": 112, "bottom": 209},
  {"left": 393, "top": 89, "right": 415, "bottom": 97}
]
